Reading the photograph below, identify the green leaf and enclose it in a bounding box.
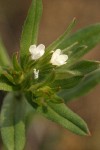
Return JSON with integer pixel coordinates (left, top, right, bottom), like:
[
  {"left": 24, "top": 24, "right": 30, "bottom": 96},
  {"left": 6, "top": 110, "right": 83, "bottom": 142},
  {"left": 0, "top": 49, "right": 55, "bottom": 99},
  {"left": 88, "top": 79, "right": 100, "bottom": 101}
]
[
  {"left": 47, "top": 23, "right": 100, "bottom": 61},
  {"left": 66, "top": 45, "right": 88, "bottom": 65},
  {"left": 20, "top": 0, "right": 43, "bottom": 66},
  {"left": 0, "top": 39, "right": 11, "bottom": 66},
  {"left": 0, "top": 76, "right": 14, "bottom": 91},
  {"left": 37, "top": 102, "right": 90, "bottom": 136},
  {"left": 61, "top": 24, "right": 100, "bottom": 63},
  {"left": 52, "top": 76, "right": 83, "bottom": 89},
  {"left": 25, "top": 99, "right": 35, "bottom": 122},
  {"left": 0, "top": 93, "right": 26, "bottom": 150},
  {"left": 60, "top": 23, "right": 100, "bottom": 50},
  {"left": 55, "top": 69, "right": 81, "bottom": 80},
  {"left": 69, "top": 60, "right": 100, "bottom": 75},
  {"left": 56, "top": 60, "right": 100, "bottom": 79},
  {"left": 22, "top": 96, "right": 35, "bottom": 129},
  {"left": 47, "top": 18, "right": 76, "bottom": 52},
  {"left": 58, "top": 69, "right": 100, "bottom": 102}
]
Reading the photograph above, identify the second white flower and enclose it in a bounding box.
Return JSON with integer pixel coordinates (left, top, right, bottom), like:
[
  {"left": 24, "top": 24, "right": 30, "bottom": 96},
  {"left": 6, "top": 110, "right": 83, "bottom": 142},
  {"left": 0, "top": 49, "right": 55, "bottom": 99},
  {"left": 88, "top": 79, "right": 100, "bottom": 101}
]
[{"left": 50, "top": 49, "right": 68, "bottom": 66}]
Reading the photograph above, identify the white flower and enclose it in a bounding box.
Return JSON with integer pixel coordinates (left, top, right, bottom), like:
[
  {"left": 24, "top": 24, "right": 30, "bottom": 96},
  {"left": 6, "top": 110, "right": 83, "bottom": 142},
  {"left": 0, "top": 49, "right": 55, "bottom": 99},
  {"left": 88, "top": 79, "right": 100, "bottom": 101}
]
[
  {"left": 33, "top": 69, "right": 39, "bottom": 79},
  {"left": 50, "top": 49, "right": 68, "bottom": 66},
  {"left": 29, "top": 44, "right": 45, "bottom": 60}
]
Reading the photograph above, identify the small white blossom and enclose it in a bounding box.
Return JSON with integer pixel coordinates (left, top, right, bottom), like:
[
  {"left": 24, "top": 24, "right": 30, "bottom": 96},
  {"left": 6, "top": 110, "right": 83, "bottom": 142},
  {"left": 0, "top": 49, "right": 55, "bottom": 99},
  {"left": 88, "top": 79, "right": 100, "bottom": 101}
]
[
  {"left": 50, "top": 49, "right": 68, "bottom": 66},
  {"left": 33, "top": 69, "right": 39, "bottom": 79},
  {"left": 29, "top": 44, "right": 45, "bottom": 60}
]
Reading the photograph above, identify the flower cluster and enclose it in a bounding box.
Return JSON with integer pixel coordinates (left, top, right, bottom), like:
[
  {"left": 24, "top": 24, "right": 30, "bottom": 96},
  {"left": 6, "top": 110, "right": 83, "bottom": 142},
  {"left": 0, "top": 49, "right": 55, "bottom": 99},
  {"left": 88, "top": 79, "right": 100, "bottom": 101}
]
[
  {"left": 29, "top": 44, "right": 68, "bottom": 79},
  {"left": 29, "top": 44, "right": 68, "bottom": 65}
]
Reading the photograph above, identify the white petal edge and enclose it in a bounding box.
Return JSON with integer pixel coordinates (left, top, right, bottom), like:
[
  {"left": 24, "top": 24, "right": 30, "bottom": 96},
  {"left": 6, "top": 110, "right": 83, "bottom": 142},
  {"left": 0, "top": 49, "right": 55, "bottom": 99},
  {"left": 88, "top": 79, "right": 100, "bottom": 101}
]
[
  {"left": 60, "top": 55, "right": 68, "bottom": 61},
  {"left": 53, "top": 49, "right": 61, "bottom": 55},
  {"left": 29, "top": 45, "right": 36, "bottom": 53},
  {"left": 37, "top": 44, "right": 45, "bottom": 51}
]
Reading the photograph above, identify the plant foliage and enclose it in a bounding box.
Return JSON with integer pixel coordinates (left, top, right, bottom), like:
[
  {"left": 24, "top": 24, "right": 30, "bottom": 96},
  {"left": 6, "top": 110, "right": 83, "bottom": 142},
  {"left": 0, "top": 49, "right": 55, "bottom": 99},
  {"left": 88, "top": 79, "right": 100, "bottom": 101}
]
[{"left": 0, "top": 0, "right": 100, "bottom": 149}]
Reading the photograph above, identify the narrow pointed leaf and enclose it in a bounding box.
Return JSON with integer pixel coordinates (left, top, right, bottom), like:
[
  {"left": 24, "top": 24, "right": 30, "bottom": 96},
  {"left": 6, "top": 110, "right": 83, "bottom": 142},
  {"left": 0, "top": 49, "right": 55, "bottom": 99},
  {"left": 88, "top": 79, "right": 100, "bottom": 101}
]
[
  {"left": 37, "top": 102, "right": 90, "bottom": 136},
  {"left": 0, "top": 39, "right": 11, "bottom": 66},
  {"left": 56, "top": 60, "right": 100, "bottom": 79},
  {"left": 58, "top": 69, "right": 100, "bottom": 102},
  {"left": 48, "top": 102, "right": 89, "bottom": 134},
  {"left": 61, "top": 24, "right": 100, "bottom": 62},
  {"left": 47, "top": 24, "right": 100, "bottom": 61},
  {"left": 69, "top": 60, "right": 100, "bottom": 75},
  {"left": 60, "top": 24, "right": 100, "bottom": 51},
  {"left": 0, "top": 93, "right": 26, "bottom": 150},
  {"left": 47, "top": 18, "right": 76, "bottom": 52},
  {"left": 20, "top": 0, "right": 43, "bottom": 65}
]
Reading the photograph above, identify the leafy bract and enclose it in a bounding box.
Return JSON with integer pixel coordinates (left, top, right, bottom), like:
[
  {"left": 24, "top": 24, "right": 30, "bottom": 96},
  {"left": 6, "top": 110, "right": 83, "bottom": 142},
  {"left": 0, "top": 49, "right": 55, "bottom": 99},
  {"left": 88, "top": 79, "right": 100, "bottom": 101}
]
[
  {"left": 20, "top": 0, "right": 43, "bottom": 66},
  {"left": 0, "top": 93, "right": 26, "bottom": 150},
  {"left": 37, "top": 102, "right": 90, "bottom": 136},
  {"left": 58, "top": 69, "right": 100, "bottom": 102}
]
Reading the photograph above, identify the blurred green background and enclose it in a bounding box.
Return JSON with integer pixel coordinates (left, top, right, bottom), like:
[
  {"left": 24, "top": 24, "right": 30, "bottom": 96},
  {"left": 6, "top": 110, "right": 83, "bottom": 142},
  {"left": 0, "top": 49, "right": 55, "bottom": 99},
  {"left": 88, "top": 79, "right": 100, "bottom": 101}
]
[{"left": 0, "top": 0, "right": 100, "bottom": 150}]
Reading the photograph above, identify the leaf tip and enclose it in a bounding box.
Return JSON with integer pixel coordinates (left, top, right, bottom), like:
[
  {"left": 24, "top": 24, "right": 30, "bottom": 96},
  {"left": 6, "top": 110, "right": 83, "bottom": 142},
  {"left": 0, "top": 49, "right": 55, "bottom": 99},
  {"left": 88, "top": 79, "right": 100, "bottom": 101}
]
[
  {"left": 73, "top": 17, "right": 77, "bottom": 22},
  {"left": 86, "top": 129, "right": 91, "bottom": 136}
]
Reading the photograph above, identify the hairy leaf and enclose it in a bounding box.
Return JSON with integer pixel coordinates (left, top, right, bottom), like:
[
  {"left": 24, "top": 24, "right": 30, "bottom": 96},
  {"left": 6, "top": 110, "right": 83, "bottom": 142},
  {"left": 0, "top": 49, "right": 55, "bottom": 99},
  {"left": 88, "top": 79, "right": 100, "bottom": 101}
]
[
  {"left": 61, "top": 23, "right": 100, "bottom": 51},
  {"left": 58, "top": 69, "right": 100, "bottom": 102},
  {"left": 56, "top": 60, "right": 100, "bottom": 79},
  {"left": 37, "top": 102, "right": 90, "bottom": 136},
  {"left": 47, "top": 18, "right": 76, "bottom": 52},
  {"left": 47, "top": 24, "right": 100, "bottom": 62},
  {"left": 69, "top": 60, "right": 100, "bottom": 75},
  {"left": 0, "top": 93, "right": 26, "bottom": 150},
  {"left": 20, "top": 0, "right": 43, "bottom": 66}
]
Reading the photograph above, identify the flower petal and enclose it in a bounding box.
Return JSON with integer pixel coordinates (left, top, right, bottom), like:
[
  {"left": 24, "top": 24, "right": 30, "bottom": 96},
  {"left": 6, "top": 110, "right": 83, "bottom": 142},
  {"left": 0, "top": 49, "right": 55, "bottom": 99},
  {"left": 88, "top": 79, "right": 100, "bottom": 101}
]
[
  {"left": 53, "top": 49, "right": 61, "bottom": 55},
  {"left": 50, "top": 49, "right": 68, "bottom": 66},
  {"left": 37, "top": 44, "right": 45, "bottom": 51},
  {"left": 29, "top": 45, "right": 36, "bottom": 53},
  {"left": 37, "top": 44, "right": 45, "bottom": 56},
  {"left": 29, "top": 44, "right": 45, "bottom": 60},
  {"left": 59, "top": 55, "right": 68, "bottom": 61}
]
